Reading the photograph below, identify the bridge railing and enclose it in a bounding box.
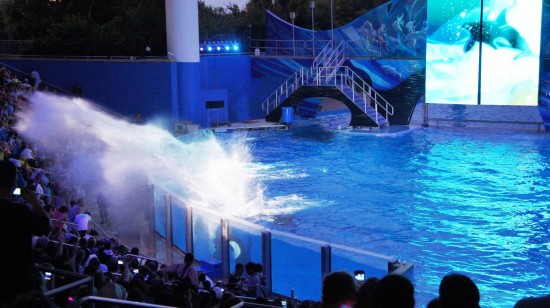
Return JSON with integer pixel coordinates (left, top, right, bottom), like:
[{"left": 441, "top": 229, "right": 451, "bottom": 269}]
[
  {"left": 315, "top": 66, "right": 394, "bottom": 122},
  {"left": 261, "top": 67, "right": 313, "bottom": 115},
  {"left": 249, "top": 39, "right": 331, "bottom": 57}
]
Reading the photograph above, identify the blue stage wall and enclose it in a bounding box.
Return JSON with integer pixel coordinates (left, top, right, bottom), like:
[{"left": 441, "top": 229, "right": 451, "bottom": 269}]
[
  {"left": 1, "top": 56, "right": 262, "bottom": 127},
  {"left": 1, "top": 59, "right": 174, "bottom": 121}
]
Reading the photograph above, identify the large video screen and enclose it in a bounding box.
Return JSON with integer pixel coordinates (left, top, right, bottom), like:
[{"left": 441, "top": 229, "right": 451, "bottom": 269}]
[{"left": 426, "top": 0, "right": 542, "bottom": 106}]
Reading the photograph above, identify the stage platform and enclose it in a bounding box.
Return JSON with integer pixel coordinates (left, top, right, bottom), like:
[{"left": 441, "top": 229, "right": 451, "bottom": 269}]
[{"left": 210, "top": 119, "right": 287, "bottom": 133}]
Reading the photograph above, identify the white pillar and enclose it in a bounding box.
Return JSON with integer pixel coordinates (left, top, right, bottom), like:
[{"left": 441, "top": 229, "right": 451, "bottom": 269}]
[
  {"left": 165, "top": 0, "right": 201, "bottom": 124},
  {"left": 165, "top": 0, "right": 199, "bottom": 63}
]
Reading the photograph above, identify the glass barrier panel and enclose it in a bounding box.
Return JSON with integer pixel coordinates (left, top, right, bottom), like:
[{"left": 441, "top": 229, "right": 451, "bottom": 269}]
[
  {"left": 153, "top": 186, "right": 166, "bottom": 238},
  {"left": 271, "top": 231, "right": 322, "bottom": 301},
  {"left": 331, "top": 244, "right": 390, "bottom": 281},
  {"left": 227, "top": 218, "right": 263, "bottom": 272},
  {"left": 171, "top": 197, "right": 187, "bottom": 252},
  {"left": 192, "top": 207, "right": 222, "bottom": 264}
]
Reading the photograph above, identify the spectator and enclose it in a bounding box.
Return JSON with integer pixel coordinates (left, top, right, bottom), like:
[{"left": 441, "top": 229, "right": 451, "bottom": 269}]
[
  {"left": 0, "top": 159, "right": 51, "bottom": 305},
  {"left": 438, "top": 273, "right": 480, "bottom": 308},
  {"left": 355, "top": 277, "right": 379, "bottom": 308},
  {"left": 372, "top": 274, "right": 415, "bottom": 308},
  {"left": 30, "top": 68, "right": 42, "bottom": 90},
  {"left": 514, "top": 294, "right": 550, "bottom": 308},
  {"left": 320, "top": 271, "right": 357, "bottom": 308},
  {"left": 68, "top": 199, "right": 81, "bottom": 222},
  {"left": 244, "top": 261, "right": 261, "bottom": 297},
  {"left": 161, "top": 252, "right": 199, "bottom": 291},
  {"left": 96, "top": 192, "right": 109, "bottom": 224},
  {"left": 227, "top": 263, "right": 244, "bottom": 294},
  {"left": 50, "top": 205, "right": 68, "bottom": 240},
  {"left": 74, "top": 211, "right": 92, "bottom": 238}
]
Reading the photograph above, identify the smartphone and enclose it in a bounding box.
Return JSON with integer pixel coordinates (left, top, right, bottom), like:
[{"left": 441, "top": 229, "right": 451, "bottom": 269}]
[
  {"left": 13, "top": 188, "right": 21, "bottom": 195},
  {"left": 118, "top": 260, "right": 124, "bottom": 265},
  {"left": 354, "top": 270, "right": 365, "bottom": 282},
  {"left": 133, "top": 269, "right": 139, "bottom": 274},
  {"left": 45, "top": 272, "right": 52, "bottom": 280}
]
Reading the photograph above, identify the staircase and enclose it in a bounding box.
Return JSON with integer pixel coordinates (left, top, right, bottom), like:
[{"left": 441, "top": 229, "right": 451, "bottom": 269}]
[{"left": 262, "top": 41, "right": 394, "bottom": 128}]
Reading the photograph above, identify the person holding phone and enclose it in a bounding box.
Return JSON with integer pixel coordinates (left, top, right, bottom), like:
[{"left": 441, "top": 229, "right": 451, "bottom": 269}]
[{"left": 0, "top": 159, "right": 51, "bottom": 306}]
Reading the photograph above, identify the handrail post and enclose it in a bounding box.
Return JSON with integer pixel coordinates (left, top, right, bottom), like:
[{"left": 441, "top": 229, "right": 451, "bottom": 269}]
[
  {"left": 375, "top": 103, "right": 379, "bottom": 124},
  {"left": 185, "top": 206, "right": 193, "bottom": 253},
  {"left": 262, "top": 231, "right": 272, "bottom": 296},
  {"left": 321, "top": 244, "right": 331, "bottom": 282},
  {"left": 165, "top": 193, "right": 173, "bottom": 265},
  {"left": 221, "top": 219, "right": 230, "bottom": 280}
]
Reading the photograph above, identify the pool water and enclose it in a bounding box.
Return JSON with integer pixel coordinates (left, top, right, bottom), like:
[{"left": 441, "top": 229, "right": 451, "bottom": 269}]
[{"left": 232, "top": 125, "right": 550, "bottom": 307}]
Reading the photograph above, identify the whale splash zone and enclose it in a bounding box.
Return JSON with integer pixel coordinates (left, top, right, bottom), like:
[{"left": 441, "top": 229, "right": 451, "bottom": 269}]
[{"left": 14, "top": 92, "right": 303, "bottom": 219}]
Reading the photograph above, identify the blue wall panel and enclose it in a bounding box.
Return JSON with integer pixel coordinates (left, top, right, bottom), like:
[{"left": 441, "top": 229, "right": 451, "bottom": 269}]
[{"left": 1, "top": 60, "right": 174, "bottom": 123}]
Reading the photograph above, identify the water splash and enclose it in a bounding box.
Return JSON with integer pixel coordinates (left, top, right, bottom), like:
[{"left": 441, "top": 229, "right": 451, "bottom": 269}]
[{"left": 15, "top": 92, "right": 265, "bottom": 218}]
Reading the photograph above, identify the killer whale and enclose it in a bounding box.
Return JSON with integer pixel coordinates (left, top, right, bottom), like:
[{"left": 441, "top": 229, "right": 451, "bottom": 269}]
[{"left": 462, "top": 9, "right": 532, "bottom": 58}]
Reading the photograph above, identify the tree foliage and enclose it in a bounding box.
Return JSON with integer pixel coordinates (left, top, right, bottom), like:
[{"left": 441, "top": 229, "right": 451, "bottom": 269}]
[{"left": 0, "top": 0, "right": 388, "bottom": 56}]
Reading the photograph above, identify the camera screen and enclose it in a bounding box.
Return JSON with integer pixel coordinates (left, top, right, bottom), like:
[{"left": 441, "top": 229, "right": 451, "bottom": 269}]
[
  {"left": 13, "top": 188, "right": 21, "bottom": 195},
  {"left": 118, "top": 260, "right": 123, "bottom": 265},
  {"left": 45, "top": 272, "right": 52, "bottom": 280},
  {"left": 354, "top": 270, "right": 365, "bottom": 281}
]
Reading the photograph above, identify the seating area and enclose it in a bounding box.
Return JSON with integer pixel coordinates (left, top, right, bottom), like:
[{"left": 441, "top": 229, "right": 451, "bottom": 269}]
[{"left": 1, "top": 65, "right": 550, "bottom": 308}]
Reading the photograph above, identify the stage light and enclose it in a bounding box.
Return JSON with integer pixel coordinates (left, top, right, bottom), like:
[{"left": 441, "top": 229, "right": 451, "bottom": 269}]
[
  {"left": 225, "top": 45, "right": 230, "bottom": 51},
  {"left": 200, "top": 47, "right": 204, "bottom": 52},
  {"left": 207, "top": 46, "right": 213, "bottom": 52},
  {"left": 233, "top": 44, "right": 239, "bottom": 51},
  {"left": 216, "top": 46, "right": 221, "bottom": 51}
]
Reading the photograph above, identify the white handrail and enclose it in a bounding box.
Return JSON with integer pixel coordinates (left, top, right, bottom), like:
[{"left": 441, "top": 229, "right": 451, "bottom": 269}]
[
  {"left": 261, "top": 67, "right": 317, "bottom": 114},
  {"left": 262, "top": 41, "right": 393, "bottom": 126},
  {"left": 317, "top": 65, "right": 394, "bottom": 121}
]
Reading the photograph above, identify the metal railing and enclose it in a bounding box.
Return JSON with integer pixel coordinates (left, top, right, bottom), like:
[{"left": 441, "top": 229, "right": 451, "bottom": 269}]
[
  {"left": 249, "top": 39, "right": 331, "bottom": 57},
  {"left": 261, "top": 67, "right": 312, "bottom": 115},
  {"left": 311, "top": 41, "right": 347, "bottom": 85},
  {"left": 77, "top": 296, "right": 174, "bottom": 307},
  {"left": 312, "top": 41, "right": 346, "bottom": 70},
  {"left": 261, "top": 64, "right": 393, "bottom": 126},
  {"left": 0, "top": 40, "right": 34, "bottom": 55},
  {"left": 315, "top": 65, "right": 394, "bottom": 123}
]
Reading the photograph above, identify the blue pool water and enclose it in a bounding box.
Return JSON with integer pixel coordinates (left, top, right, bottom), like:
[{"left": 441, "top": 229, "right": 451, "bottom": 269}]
[{"left": 229, "top": 125, "right": 550, "bottom": 307}]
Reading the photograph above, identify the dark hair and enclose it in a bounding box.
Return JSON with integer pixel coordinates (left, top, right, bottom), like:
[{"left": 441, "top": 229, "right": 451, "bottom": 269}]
[
  {"left": 355, "top": 277, "right": 379, "bottom": 308},
  {"left": 322, "top": 271, "right": 357, "bottom": 306},
  {"left": 184, "top": 253, "right": 194, "bottom": 264},
  {"left": 372, "top": 274, "right": 415, "bottom": 308},
  {"left": 439, "top": 273, "right": 480, "bottom": 308},
  {"left": 0, "top": 159, "right": 16, "bottom": 190}
]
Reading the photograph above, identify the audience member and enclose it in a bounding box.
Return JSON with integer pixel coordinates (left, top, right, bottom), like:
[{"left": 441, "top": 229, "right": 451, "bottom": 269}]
[
  {"left": 372, "top": 274, "right": 415, "bottom": 308},
  {"left": 438, "top": 273, "right": 480, "bottom": 308},
  {"left": 320, "top": 271, "right": 357, "bottom": 308},
  {"left": 244, "top": 261, "right": 262, "bottom": 297},
  {"left": 0, "top": 159, "right": 51, "bottom": 305},
  {"left": 96, "top": 192, "right": 109, "bottom": 224},
  {"left": 514, "top": 294, "right": 550, "bottom": 308},
  {"left": 355, "top": 277, "right": 379, "bottom": 308},
  {"left": 227, "top": 262, "right": 245, "bottom": 294},
  {"left": 74, "top": 211, "right": 92, "bottom": 238},
  {"left": 30, "top": 68, "right": 42, "bottom": 90}
]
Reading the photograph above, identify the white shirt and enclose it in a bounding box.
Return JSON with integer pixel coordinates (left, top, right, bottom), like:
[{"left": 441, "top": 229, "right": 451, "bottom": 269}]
[{"left": 75, "top": 213, "right": 92, "bottom": 231}]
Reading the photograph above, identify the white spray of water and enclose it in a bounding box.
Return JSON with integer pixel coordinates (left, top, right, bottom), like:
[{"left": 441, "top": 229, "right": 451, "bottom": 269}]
[{"left": 16, "top": 92, "right": 266, "bottom": 218}]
